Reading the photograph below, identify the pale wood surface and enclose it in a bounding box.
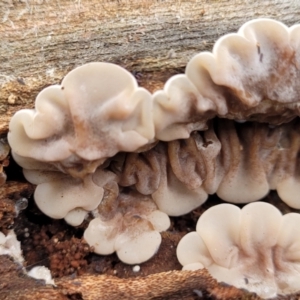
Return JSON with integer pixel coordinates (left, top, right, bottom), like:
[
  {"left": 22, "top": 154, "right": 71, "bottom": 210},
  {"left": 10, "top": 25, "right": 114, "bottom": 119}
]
[{"left": 0, "top": 0, "right": 299, "bottom": 134}]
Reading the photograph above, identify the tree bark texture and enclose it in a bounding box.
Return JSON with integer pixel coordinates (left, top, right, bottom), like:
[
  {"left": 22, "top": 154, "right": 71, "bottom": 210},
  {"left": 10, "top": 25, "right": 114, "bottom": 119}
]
[{"left": 0, "top": 0, "right": 300, "bottom": 134}]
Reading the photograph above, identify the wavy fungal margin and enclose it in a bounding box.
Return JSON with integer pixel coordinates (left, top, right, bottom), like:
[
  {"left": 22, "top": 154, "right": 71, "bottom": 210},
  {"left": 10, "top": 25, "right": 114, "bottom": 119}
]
[
  {"left": 6, "top": 19, "right": 300, "bottom": 266},
  {"left": 177, "top": 202, "right": 300, "bottom": 298},
  {"left": 153, "top": 18, "right": 300, "bottom": 140}
]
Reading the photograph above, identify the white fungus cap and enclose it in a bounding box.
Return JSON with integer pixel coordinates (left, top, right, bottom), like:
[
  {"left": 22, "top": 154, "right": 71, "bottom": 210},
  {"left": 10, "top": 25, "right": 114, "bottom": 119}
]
[
  {"left": 187, "top": 19, "right": 300, "bottom": 117},
  {"left": 215, "top": 121, "right": 270, "bottom": 204},
  {"left": 149, "top": 144, "right": 208, "bottom": 216},
  {"left": 177, "top": 202, "right": 300, "bottom": 298},
  {"left": 32, "top": 172, "right": 102, "bottom": 226},
  {"left": 153, "top": 75, "right": 216, "bottom": 140},
  {"left": 153, "top": 19, "right": 300, "bottom": 141},
  {"left": 23, "top": 168, "right": 117, "bottom": 226},
  {"left": 8, "top": 62, "right": 155, "bottom": 177},
  {"left": 84, "top": 193, "right": 170, "bottom": 264},
  {"left": 152, "top": 164, "right": 208, "bottom": 216},
  {"left": 276, "top": 177, "right": 300, "bottom": 209},
  {"left": 115, "top": 227, "right": 162, "bottom": 265},
  {"left": 7, "top": 62, "right": 156, "bottom": 227}
]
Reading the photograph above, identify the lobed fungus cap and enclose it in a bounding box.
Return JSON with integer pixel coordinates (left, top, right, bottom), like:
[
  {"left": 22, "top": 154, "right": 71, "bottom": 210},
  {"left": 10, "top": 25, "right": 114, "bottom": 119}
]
[
  {"left": 150, "top": 143, "right": 208, "bottom": 216},
  {"left": 8, "top": 62, "right": 154, "bottom": 177},
  {"left": 153, "top": 19, "right": 300, "bottom": 141},
  {"left": 152, "top": 75, "right": 216, "bottom": 140},
  {"left": 7, "top": 62, "right": 156, "bottom": 226},
  {"left": 84, "top": 191, "right": 170, "bottom": 264},
  {"left": 177, "top": 202, "right": 300, "bottom": 298},
  {"left": 23, "top": 167, "right": 117, "bottom": 226}
]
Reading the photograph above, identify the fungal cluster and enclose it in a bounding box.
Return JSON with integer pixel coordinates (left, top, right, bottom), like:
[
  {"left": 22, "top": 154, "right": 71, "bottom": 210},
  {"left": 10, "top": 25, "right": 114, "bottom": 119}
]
[
  {"left": 177, "top": 202, "right": 300, "bottom": 298},
  {"left": 6, "top": 18, "right": 300, "bottom": 297}
]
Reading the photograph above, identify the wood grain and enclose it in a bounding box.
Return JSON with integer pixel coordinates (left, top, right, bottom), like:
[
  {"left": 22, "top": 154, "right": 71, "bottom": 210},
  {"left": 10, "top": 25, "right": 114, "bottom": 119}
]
[{"left": 0, "top": 0, "right": 300, "bottom": 134}]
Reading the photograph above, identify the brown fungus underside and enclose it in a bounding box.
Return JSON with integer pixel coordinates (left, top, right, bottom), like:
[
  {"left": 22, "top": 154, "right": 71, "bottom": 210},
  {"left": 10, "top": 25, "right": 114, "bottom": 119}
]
[{"left": 113, "top": 118, "right": 300, "bottom": 210}]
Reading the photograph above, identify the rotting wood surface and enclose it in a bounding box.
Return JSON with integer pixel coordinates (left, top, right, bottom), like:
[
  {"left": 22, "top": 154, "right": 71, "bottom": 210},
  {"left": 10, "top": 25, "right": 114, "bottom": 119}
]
[
  {"left": 0, "top": 255, "right": 260, "bottom": 300},
  {"left": 1, "top": 1, "right": 300, "bottom": 299},
  {"left": 0, "top": 0, "right": 300, "bottom": 135}
]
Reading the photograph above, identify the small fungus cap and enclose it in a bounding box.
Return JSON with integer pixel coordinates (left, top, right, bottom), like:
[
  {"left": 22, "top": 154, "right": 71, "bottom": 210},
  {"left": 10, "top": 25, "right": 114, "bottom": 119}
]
[
  {"left": 23, "top": 166, "right": 117, "bottom": 226},
  {"left": 177, "top": 202, "right": 300, "bottom": 298},
  {"left": 84, "top": 192, "right": 170, "bottom": 264},
  {"left": 150, "top": 144, "right": 208, "bottom": 216}
]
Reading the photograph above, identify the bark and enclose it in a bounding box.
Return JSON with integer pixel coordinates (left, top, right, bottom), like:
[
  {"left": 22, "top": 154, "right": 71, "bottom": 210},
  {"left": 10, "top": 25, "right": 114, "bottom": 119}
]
[
  {"left": 0, "top": 257, "right": 260, "bottom": 300},
  {"left": 0, "top": 0, "right": 300, "bottom": 134},
  {"left": 1, "top": 2, "right": 300, "bottom": 298}
]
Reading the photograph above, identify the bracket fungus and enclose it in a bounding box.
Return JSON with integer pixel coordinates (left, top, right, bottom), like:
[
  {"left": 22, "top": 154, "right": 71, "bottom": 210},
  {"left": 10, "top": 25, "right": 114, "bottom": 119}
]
[
  {"left": 176, "top": 202, "right": 300, "bottom": 298},
  {"left": 153, "top": 18, "right": 300, "bottom": 141},
  {"left": 8, "top": 62, "right": 154, "bottom": 178},
  {"left": 7, "top": 62, "right": 154, "bottom": 227},
  {"left": 22, "top": 163, "right": 117, "bottom": 226},
  {"left": 115, "top": 18, "right": 300, "bottom": 210},
  {"left": 7, "top": 18, "right": 300, "bottom": 269},
  {"left": 115, "top": 118, "right": 300, "bottom": 212}
]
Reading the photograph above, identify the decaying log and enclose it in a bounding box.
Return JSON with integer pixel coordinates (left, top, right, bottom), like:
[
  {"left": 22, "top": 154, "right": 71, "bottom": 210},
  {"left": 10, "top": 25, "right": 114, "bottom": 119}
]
[
  {"left": 1, "top": 1, "right": 300, "bottom": 299},
  {"left": 55, "top": 269, "right": 257, "bottom": 300},
  {"left": 0, "top": 255, "right": 259, "bottom": 300},
  {"left": 1, "top": 0, "right": 300, "bottom": 135},
  {"left": 0, "top": 181, "right": 34, "bottom": 199},
  {"left": 2, "top": 253, "right": 300, "bottom": 300}
]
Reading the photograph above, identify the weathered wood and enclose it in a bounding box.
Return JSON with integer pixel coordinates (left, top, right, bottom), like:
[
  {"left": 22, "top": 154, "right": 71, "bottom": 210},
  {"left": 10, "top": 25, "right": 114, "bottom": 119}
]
[
  {"left": 1, "top": 0, "right": 300, "bottom": 134},
  {"left": 0, "top": 0, "right": 299, "bottom": 133},
  {"left": 55, "top": 269, "right": 256, "bottom": 300},
  {"left": 1, "top": 3, "right": 300, "bottom": 299},
  {"left": 0, "top": 259, "right": 258, "bottom": 300}
]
